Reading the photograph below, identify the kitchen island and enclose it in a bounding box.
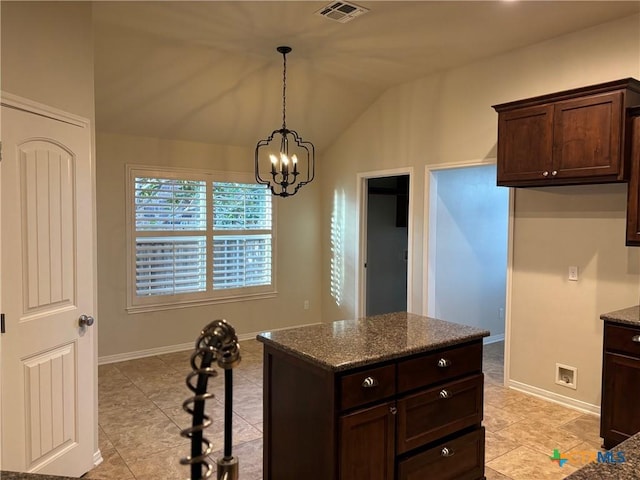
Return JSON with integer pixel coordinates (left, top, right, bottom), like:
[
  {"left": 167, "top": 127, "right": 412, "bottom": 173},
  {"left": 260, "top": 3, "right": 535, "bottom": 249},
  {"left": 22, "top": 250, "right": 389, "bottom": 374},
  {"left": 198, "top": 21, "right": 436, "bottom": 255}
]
[{"left": 257, "top": 312, "right": 489, "bottom": 480}]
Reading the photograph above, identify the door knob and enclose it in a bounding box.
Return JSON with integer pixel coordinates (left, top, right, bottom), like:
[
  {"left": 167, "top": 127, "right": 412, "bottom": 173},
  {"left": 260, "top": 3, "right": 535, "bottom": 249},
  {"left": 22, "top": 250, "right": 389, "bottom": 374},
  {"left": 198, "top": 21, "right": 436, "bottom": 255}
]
[{"left": 79, "top": 315, "right": 95, "bottom": 327}]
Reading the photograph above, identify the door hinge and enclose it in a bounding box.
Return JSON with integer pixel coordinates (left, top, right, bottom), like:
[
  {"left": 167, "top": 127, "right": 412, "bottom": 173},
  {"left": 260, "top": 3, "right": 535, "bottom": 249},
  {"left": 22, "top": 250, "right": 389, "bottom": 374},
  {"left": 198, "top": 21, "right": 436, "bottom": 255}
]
[{"left": 1, "top": 313, "right": 5, "bottom": 333}]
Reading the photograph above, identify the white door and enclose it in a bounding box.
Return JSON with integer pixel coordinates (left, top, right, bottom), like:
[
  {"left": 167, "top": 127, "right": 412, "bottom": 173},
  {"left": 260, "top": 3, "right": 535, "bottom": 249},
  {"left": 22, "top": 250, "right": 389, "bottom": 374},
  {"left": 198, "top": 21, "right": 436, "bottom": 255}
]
[{"left": 0, "top": 96, "right": 96, "bottom": 476}]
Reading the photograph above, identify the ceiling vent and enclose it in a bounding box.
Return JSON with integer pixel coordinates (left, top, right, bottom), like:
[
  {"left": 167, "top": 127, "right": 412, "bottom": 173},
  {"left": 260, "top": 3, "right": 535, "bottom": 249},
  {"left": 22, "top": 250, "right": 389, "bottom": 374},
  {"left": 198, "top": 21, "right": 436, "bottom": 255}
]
[{"left": 315, "top": 2, "right": 369, "bottom": 23}]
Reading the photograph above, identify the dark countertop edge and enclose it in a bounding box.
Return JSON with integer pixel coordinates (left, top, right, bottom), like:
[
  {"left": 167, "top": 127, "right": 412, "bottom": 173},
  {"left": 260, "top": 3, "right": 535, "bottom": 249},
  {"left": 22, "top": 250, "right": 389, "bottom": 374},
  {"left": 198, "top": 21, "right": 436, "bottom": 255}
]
[
  {"left": 257, "top": 331, "right": 489, "bottom": 372},
  {"left": 564, "top": 432, "right": 640, "bottom": 479},
  {"left": 600, "top": 305, "right": 640, "bottom": 327},
  {"left": 1, "top": 473, "right": 77, "bottom": 479}
]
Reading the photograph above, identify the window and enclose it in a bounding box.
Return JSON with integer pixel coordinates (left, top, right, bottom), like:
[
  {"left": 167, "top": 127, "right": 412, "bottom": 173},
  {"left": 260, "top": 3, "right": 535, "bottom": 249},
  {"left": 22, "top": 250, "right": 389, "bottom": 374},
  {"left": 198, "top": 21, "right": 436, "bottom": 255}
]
[{"left": 127, "top": 166, "right": 275, "bottom": 311}]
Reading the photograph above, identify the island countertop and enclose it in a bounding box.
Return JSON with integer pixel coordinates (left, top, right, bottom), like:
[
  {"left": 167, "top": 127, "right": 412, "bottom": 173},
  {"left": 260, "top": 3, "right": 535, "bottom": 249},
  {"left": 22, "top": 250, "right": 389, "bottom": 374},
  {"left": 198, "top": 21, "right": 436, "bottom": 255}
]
[
  {"left": 0, "top": 472, "right": 76, "bottom": 479},
  {"left": 600, "top": 305, "right": 640, "bottom": 327},
  {"left": 256, "top": 311, "right": 489, "bottom": 371}
]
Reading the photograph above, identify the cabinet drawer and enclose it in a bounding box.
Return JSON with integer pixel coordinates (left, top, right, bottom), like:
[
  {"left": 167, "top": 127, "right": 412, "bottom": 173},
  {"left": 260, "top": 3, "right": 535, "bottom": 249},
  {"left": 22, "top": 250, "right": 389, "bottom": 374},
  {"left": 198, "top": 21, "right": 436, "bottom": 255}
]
[
  {"left": 397, "top": 427, "right": 485, "bottom": 480},
  {"left": 339, "top": 364, "right": 396, "bottom": 411},
  {"left": 397, "top": 342, "right": 482, "bottom": 394},
  {"left": 605, "top": 323, "right": 640, "bottom": 358},
  {"left": 396, "top": 374, "right": 483, "bottom": 454}
]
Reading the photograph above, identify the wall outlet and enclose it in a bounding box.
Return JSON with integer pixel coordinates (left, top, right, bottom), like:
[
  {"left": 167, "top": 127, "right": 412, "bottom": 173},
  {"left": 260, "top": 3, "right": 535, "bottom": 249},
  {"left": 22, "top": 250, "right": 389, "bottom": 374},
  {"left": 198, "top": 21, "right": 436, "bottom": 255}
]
[
  {"left": 568, "top": 266, "right": 579, "bottom": 281},
  {"left": 303, "top": 300, "right": 310, "bottom": 310},
  {"left": 555, "top": 363, "right": 577, "bottom": 390}
]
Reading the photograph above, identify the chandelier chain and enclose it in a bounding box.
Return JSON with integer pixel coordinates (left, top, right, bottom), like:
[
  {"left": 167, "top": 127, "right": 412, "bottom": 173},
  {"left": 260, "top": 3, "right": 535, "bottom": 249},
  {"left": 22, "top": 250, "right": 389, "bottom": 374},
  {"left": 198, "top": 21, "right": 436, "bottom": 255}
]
[{"left": 282, "top": 51, "right": 287, "bottom": 130}]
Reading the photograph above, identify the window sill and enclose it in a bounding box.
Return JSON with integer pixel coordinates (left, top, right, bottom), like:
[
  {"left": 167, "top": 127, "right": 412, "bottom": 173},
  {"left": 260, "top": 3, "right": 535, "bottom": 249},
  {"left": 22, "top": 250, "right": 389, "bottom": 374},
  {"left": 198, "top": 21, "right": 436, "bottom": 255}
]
[{"left": 126, "top": 291, "right": 278, "bottom": 314}]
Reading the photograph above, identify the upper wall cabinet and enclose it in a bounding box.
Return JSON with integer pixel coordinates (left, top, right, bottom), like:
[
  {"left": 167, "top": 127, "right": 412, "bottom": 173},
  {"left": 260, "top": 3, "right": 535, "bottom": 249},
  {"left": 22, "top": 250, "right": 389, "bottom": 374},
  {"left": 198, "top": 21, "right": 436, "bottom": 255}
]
[
  {"left": 492, "top": 78, "right": 640, "bottom": 187},
  {"left": 626, "top": 107, "right": 640, "bottom": 246}
]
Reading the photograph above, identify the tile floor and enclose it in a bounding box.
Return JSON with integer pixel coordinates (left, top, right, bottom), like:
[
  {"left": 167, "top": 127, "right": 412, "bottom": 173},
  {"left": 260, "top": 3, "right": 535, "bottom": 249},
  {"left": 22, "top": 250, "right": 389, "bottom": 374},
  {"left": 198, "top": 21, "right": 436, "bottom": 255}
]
[{"left": 88, "top": 340, "right": 602, "bottom": 480}]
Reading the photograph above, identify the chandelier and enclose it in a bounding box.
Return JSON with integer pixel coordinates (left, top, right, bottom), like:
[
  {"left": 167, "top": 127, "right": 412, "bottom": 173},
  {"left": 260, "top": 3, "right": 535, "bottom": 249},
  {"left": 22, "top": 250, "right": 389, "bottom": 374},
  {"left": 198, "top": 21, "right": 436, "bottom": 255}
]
[{"left": 255, "top": 46, "right": 315, "bottom": 197}]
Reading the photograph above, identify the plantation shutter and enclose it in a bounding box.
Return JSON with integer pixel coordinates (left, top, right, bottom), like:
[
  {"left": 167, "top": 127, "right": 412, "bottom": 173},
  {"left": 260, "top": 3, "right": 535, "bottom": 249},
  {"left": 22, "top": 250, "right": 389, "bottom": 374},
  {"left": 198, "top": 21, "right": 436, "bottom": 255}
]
[
  {"left": 134, "top": 177, "right": 207, "bottom": 296},
  {"left": 212, "top": 182, "right": 272, "bottom": 289}
]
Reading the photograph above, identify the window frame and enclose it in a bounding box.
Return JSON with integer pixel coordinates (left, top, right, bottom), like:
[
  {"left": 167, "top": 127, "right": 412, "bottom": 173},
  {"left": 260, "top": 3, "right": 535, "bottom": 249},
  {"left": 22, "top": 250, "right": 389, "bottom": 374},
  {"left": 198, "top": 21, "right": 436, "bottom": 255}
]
[{"left": 126, "top": 164, "right": 277, "bottom": 313}]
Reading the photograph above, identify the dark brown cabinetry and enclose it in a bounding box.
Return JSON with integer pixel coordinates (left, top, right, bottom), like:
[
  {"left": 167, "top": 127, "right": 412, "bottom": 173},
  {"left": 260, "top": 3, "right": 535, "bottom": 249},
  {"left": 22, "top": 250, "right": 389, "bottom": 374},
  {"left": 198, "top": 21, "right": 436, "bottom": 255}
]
[
  {"left": 626, "top": 108, "right": 640, "bottom": 245},
  {"left": 262, "top": 340, "right": 485, "bottom": 480},
  {"left": 493, "top": 78, "right": 640, "bottom": 187},
  {"left": 600, "top": 321, "right": 640, "bottom": 449}
]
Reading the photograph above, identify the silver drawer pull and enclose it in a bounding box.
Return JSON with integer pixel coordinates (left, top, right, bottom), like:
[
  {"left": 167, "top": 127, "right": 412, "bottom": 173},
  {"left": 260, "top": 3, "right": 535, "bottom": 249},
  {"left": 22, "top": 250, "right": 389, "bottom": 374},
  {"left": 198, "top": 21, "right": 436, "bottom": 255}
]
[
  {"left": 389, "top": 406, "right": 397, "bottom": 415},
  {"left": 362, "top": 376, "right": 378, "bottom": 388},
  {"left": 441, "top": 447, "right": 454, "bottom": 457},
  {"left": 437, "top": 358, "right": 451, "bottom": 368},
  {"left": 632, "top": 335, "right": 640, "bottom": 343},
  {"left": 551, "top": 170, "right": 558, "bottom": 176},
  {"left": 439, "top": 389, "right": 450, "bottom": 399},
  {"left": 542, "top": 171, "right": 549, "bottom": 177}
]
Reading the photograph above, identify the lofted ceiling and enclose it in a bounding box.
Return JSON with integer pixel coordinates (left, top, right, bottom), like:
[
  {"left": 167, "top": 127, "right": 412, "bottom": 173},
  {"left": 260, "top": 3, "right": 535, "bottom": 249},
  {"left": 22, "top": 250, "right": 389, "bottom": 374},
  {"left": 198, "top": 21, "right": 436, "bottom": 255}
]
[{"left": 93, "top": 1, "right": 640, "bottom": 151}]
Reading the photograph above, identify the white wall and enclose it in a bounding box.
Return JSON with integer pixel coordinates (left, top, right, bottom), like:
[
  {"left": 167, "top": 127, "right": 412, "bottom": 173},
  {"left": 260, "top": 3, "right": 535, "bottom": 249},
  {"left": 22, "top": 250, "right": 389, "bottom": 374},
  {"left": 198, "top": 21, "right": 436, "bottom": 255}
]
[
  {"left": 96, "top": 132, "right": 322, "bottom": 358},
  {"left": 431, "top": 165, "right": 508, "bottom": 339},
  {"left": 1, "top": 1, "right": 95, "bottom": 120},
  {"left": 321, "top": 14, "right": 640, "bottom": 408}
]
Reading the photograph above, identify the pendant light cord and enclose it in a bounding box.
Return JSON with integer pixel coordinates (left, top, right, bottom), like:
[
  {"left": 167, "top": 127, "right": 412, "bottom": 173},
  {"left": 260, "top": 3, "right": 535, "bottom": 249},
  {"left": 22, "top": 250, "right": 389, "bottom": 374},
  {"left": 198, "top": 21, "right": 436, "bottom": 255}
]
[{"left": 281, "top": 50, "right": 287, "bottom": 130}]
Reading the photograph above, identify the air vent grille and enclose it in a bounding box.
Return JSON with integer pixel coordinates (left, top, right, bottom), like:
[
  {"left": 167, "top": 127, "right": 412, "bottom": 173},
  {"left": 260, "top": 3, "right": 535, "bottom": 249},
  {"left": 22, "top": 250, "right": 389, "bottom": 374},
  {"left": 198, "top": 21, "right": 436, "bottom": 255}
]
[{"left": 315, "top": 1, "right": 369, "bottom": 23}]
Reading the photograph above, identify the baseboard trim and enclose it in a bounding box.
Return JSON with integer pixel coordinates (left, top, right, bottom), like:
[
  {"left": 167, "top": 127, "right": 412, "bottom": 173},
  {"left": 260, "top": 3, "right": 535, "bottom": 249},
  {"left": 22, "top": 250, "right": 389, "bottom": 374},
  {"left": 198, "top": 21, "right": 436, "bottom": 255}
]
[
  {"left": 508, "top": 379, "right": 600, "bottom": 416},
  {"left": 98, "top": 322, "right": 321, "bottom": 365},
  {"left": 93, "top": 449, "right": 103, "bottom": 468},
  {"left": 484, "top": 333, "right": 505, "bottom": 345}
]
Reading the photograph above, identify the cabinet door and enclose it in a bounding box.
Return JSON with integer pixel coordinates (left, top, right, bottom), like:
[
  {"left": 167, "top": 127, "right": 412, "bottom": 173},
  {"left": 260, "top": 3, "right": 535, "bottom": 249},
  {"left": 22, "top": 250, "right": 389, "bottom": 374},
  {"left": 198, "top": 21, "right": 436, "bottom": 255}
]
[
  {"left": 497, "top": 104, "right": 554, "bottom": 185},
  {"left": 339, "top": 402, "right": 395, "bottom": 480},
  {"left": 626, "top": 114, "right": 640, "bottom": 246},
  {"left": 601, "top": 352, "right": 640, "bottom": 449},
  {"left": 553, "top": 92, "right": 623, "bottom": 180}
]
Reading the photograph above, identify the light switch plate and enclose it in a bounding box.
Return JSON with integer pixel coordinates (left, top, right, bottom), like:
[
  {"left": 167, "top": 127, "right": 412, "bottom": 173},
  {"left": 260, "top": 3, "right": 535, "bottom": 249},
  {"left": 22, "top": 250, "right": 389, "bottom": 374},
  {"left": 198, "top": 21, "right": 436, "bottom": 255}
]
[{"left": 568, "top": 266, "right": 578, "bottom": 281}]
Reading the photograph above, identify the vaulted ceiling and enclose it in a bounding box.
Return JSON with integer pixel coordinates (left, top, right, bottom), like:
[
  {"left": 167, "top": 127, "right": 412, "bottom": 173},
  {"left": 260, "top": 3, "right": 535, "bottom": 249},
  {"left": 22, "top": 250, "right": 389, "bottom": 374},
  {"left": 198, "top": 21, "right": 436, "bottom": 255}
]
[{"left": 93, "top": 1, "right": 640, "bottom": 151}]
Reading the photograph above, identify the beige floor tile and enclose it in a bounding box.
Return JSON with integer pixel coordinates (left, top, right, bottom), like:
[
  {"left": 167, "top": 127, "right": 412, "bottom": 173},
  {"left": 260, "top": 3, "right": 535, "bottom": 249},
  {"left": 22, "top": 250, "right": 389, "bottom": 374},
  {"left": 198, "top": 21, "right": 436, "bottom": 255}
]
[
  {"left": 84, "top": 446, "right": 135, "bottom": 479},
  {"left": 127, "top": 443, "right": 190, "bottom": 480},
  {"left": 484, "top": 403, "right": 526, "bottom": 432},
  {"left": 497, "top": 417, "right": 583, "bottom": 456},
  {"left": 560, "top": 414, "right": 602, "bottom": 443},
  {"left": 487, "top": 445, "right": 578, "bottom": 479},
  {"left": 209, "top": 438, "right": 263, "bottom": 480},
  {"left": 485, "top": 429, "right": 521, "bottom": 462},
  {"left": 485, "top": 466, "right": 513, "bottom": 480},
  {"left": 563, "top": 441, "right": 607, "bottom": 470},
  {"left": 484, "top": 383, "right": 530, "bottom": 408},
  {"left": 501, "top": 394, "right": 584, "bottom": 426}
]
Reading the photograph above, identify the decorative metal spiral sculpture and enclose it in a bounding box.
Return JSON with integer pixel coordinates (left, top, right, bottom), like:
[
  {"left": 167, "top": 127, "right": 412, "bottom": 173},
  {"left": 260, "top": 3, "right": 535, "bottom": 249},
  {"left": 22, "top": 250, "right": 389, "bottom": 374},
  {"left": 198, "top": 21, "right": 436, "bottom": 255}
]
[{"left": 180, "top": 319, "right": 241, "bottom": 480}]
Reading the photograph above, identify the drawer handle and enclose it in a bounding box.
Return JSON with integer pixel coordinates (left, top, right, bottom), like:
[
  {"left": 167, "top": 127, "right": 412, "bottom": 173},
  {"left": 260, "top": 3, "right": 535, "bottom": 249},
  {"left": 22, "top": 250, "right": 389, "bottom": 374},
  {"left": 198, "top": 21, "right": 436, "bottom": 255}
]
[
  {"left": 441, "top": 447, "right": 454, "bottom": 457},
  {"left": 389, "top": 406, "right": 397, "bottom": 415},
  {"left": 551, "top": 170, "right": 558, "bottom": 176},
  {"left": 437, "top": 358, "right": 451, "bottom": 368},
  {"left": 633, "top": 335, "right": 640, "bottom": 343},
  {"left": 362, "top": 376, "right": 378, "bottom": 388},
  {"left": 542, "top": 171, "right": 549, "bottom": 177},
  {"left": 439, "top": 389, "right": 451, "bottom": 399}
]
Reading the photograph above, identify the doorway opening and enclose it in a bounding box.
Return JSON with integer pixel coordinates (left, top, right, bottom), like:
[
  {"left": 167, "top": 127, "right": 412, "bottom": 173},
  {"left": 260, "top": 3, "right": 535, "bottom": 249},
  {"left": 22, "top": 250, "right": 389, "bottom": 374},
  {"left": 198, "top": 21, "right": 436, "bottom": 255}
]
[
  {"left": 359, "top": 171, "right": 412, "bottom": 317},
  {"left": 426, "top": 164, "right": 509, "bottom": 344}
]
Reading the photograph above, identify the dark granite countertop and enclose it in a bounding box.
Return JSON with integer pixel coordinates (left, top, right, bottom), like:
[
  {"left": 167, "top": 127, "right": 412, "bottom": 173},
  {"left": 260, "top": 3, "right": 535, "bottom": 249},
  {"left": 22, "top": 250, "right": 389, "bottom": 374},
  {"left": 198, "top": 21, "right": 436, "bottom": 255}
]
[
  {"left": 600, "top": 305, "right": 640, "bottom": 327},
  {"left": 0, "top": 472, "right": 76, "bottom": 479},
  {"left": 257, "top": 312, "right": 490, "bottom": 371},
  {"left": 565, "top": 432, "right": 640, "bottom": 479}
]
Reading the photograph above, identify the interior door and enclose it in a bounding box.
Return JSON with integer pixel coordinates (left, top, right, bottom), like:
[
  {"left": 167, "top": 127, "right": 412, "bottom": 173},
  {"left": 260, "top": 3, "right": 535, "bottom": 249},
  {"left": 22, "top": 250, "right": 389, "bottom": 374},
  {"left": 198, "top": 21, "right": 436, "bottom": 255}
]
[
  {"left": 1, "top": 98, "right": 96, "bottom": 476},
  {"left": 365, "top": 175, "right": 409, "bottom": 316}
]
